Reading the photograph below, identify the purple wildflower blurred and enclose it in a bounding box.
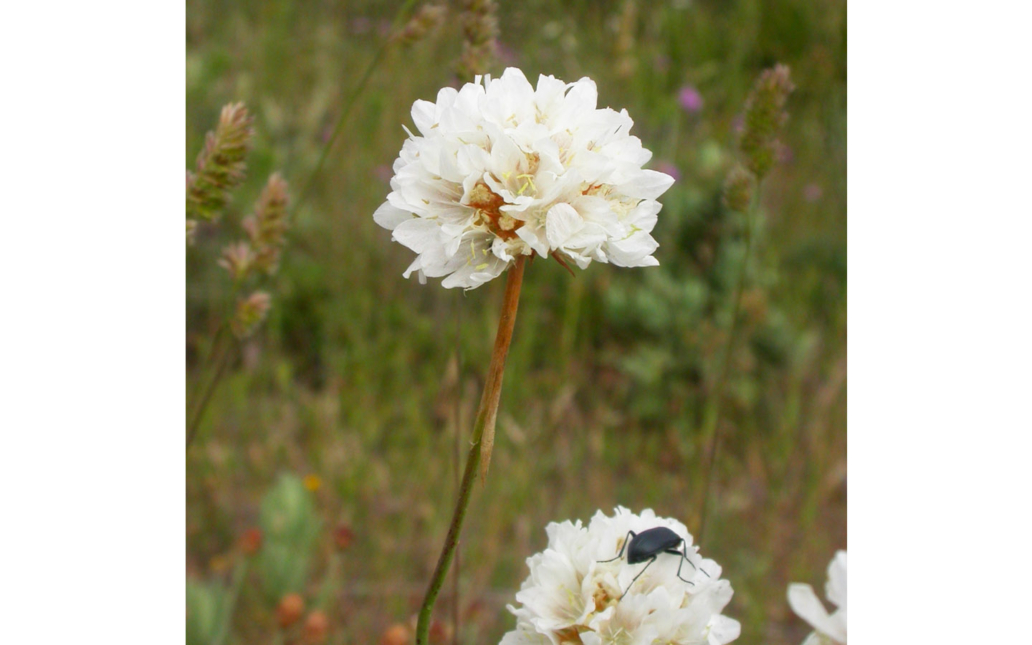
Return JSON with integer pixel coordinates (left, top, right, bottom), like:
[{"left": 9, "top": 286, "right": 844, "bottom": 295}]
[
  {"left": 656, "top": 161, "right": 681, "bottom": 182},
  {"left": 803, "top": 183, "right": 823, "bottom": 202},
  {"left": 678, "top": 85, "right": 704, "bottom": 113},
  {"left": 350, "top": 16, "right": 371, "bottom": 35},
  {"left": 776, "top": 142, "right": 794, "bottom": 164},
  {"left": 374, "top": 164, "right": 393, "bottom": 183},
  {"left": 496, "top": 41, "right": 518, "bottom": 66}
]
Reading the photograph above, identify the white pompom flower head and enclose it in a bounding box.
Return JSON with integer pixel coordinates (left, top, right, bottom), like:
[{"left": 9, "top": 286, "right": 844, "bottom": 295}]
[
  {"left": 374, "top": 68, "right": 676, "bottom": 290},
  {"left": 501, "top": 507, "right": 741, "bottom": 645}
]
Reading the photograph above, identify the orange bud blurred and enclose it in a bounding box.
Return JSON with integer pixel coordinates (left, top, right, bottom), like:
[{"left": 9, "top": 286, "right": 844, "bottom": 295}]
[
  {"left": 239, "top": 527, "right": 263, "bottom": 556},
  {"left": 429, "top": 619, "right": 452, "bottom": 644},
  {"left": 276, "top": 593, "right": 305, "bottom": 628},
  {"left": 302, "top": 610, "right": 330, "bottom": 644},
  {"left": 333, "top": 524, "right": 355, "bottom": 551},
  {"left": 379, "top": 623, "right": 410, "bottom": 645}
]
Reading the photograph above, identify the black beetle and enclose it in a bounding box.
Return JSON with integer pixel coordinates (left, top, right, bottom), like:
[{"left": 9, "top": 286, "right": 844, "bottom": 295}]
[{"left": 598, "top": 527, "right": 711, "bottom": 598}]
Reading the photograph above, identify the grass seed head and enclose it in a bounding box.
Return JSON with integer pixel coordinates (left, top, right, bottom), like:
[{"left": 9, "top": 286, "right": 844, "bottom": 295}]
[
  {"left": 393, "top": 3, "right": 447, "bottom": 48},
  {"left": 739, "top": 64, "right": 794, "bottom": 179},
  {"left": 456, "top": 0, "right": 499, "bottom": 78},
  {"left": 723, "top": 165, "right": 756, "bottom": 212},
  {"left": 218, "top": 241, "right": 256, "bottom": 281},
  {"left": 186, "top": 102, "right": 255, "bottom": 221},
  {"left": 230, "top": 291, "right": 271, "bottom": 339},
  {"left": 243, "top": 172, "right": 291, "bottom": 275}
]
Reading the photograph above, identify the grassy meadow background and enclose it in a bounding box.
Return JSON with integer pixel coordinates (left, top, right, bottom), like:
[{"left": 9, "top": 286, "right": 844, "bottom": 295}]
[{"left": 186, "top": 1, "right": 846, "bottom": 643}]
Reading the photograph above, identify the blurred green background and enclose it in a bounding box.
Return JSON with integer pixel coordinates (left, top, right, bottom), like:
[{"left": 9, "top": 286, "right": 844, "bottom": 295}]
[{"left": 186, "top": 1, "right": 846, "bottom": 643}]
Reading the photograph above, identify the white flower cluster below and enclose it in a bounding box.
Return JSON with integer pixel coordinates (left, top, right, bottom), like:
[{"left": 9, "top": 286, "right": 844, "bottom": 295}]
[
  {"left": 788, "top": 550, "right": 847, "bottom": 645},
  {"left": 374, "top": 68, "right": 675, "bottom": 289},
  {"left": 501, "top": 507, "right": 741, "bottom": 645}
]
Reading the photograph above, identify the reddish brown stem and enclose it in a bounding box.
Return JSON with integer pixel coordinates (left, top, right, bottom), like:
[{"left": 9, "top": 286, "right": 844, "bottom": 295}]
[{"left": 415, "top": 256, "right": 526, "bottom": 645}]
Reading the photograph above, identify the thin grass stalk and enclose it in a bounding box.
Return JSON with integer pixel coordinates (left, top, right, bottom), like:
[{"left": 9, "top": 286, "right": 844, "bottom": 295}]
[
  {"left": 295, "top": 0, "right": 422, "bottom": 211},
  {"left": 696, "top": 186, "right": 761, "bottom": 546},
  {"left": 416, "top": 256, "right": 526, "bottom": 645},
  {"left": 186, "top": 333, "right": 236, "bottom": 447}
]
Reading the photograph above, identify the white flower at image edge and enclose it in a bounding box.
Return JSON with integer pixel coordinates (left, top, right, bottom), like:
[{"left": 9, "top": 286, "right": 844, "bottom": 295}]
[
  {"left": 374, "top": 67, "right": 675, "bottom": 289},
  {"left": 787, "top": 551, "right": 847, "bottom": 645},
  {"left": 500, "top": 507, "right": 741, "bottom": 645}
]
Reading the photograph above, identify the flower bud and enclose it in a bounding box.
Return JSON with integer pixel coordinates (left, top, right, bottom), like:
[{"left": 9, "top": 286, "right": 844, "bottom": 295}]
[
  {"left": 302, "top": 474, "right": 322, "bottom": 492},
  {"left": 302, "top": 610, "right": 330, "bottom": 644},
  {"left": 276, "top": 593, "right": 305, "bottom": 628},
  {"left": 333, "top": 524, "right": 355, "bottom": 551},
  {"left": 379, "top": 623, "right": 410, "bottom": 645},
  {"left": 239, "top": 527, "right": 263, "bottom": 556},
  {"left": 429, "top": 619, "right": 452, "bottom": 644}
]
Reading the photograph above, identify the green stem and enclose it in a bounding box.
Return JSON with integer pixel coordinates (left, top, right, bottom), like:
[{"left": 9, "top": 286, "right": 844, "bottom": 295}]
[
  {"left": 315, "top": 551, "right": 341, "bottom": 610},
  {"left": 452, "top": 295, "right": 464, "bottom": 645},
  {"left": 416, "top": 257, "right": 526, "bottom": 645},
  {"left": 186, "top": 333, "right": 236, "bottom": 448},
  {"left": 697, "top": 186, "right": 762, "bottom": 546},
  {"left": 294, "top": 0, "right": 422, "bottom": 212},
  {"left": 212, "top": 558, "right": 249, "bottom": 645}
]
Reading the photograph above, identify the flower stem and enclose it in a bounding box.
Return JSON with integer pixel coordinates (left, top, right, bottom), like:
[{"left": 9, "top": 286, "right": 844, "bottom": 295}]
[
  {"left": 416, "top": 256, "right": 526, "bottom": 645},
  {"left": 452, "top": 295, "right": 464, "bottom": 645},
  {"left": 697, "top": 186, "right": 762, "bottom": 546}
]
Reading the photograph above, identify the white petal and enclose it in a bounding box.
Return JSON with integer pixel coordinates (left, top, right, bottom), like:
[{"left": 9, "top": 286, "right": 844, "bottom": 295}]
[
  {"left": 392, "top": 218, "right": 440, "bottom": 253},
  {"left": 607, "top": 231, "right": 659, "bottom": 267},
  {"left": 411, "top": 99, "right": 437, "bottom": 135},
  {"left": 619, "top": 169, "right": 676, "bottom": 200},
  {"left": 372, "top": 201, "right": 411, "bottom": 230},
  {"left": 545, "top": 203, "right": 585, "bottom": 249},
  {"left": 707, "top": 616, "right": 741, "bottom": 645},
  {"left": 826, "top": 551, "right": 847, "bottom": 609},
  {"left": 498, "top": 626, "right": 553, "bottom": 645},
  {"left": 516, "top": 223, "right": 549, "bottom": 257},
  {"left": 788, "top": 583, "right": 844, "bottom": 642}
]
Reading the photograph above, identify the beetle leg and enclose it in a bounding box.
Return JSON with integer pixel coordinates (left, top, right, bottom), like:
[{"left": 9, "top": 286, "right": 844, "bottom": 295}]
[
  {"left": 598, "top": 530, "right": 636, "bottom": 563},
  {"left": 673, "top": 539, "right": 711, "bottom": 581},
  {"left": 621, "top": 555, "right": 656, "bottom": 599},
  {"left": 672, "top": 548, "right": 697, "bottom": 586}
]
